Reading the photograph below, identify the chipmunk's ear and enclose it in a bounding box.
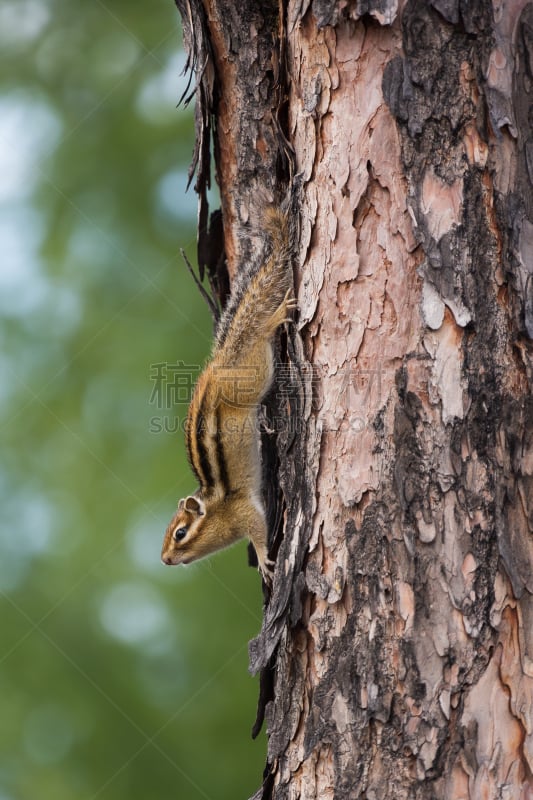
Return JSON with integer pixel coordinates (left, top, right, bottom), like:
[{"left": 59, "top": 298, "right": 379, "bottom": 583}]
[
  {"left": 184, "top": 496, "right": 205, "bottom": 516},
  {"left": 178, "top": 498, "right": 185, "bottom": 510}
]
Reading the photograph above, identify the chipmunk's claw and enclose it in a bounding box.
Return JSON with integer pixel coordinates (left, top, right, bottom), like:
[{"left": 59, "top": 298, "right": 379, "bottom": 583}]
[{"left": 259, "top": 557, "right": 275, "bottom": 586}]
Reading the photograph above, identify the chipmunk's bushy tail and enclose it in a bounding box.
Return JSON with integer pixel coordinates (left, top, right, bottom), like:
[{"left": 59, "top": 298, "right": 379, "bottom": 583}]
[{"left": 215, "top": 188, "right": 297, "bottom": 355}]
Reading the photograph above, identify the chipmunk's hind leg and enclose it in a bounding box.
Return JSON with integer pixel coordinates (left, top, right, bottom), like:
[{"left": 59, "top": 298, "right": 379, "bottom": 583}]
[{"left": 264, "top": 289, "right": 297, "bottom": 335}]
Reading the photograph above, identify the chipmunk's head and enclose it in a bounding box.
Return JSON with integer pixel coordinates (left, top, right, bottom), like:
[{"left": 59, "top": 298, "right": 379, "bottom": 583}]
[{"left": 161, "top": 495, "right": 207, "bottom": 566}]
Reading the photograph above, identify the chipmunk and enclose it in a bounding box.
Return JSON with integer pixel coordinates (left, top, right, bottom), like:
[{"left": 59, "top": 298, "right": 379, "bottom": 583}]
[{"left": 161, "top": 202, "right": 296, "bottom": 582}]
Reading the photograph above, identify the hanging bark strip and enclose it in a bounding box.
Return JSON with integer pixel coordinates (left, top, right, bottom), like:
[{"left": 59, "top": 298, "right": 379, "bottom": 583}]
[{"left": 175, "top": 0, "right": 533, "bottom": 797}]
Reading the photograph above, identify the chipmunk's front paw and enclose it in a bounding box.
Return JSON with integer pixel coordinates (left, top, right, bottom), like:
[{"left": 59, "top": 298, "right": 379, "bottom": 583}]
[{"left": 258, "top": 557, "right": 275, "bottom": 586}]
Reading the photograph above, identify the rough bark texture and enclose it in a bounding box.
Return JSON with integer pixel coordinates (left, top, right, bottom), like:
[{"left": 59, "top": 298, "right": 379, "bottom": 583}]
[{"left": 176, "top": 0, "right": 533, "bottom": 797}]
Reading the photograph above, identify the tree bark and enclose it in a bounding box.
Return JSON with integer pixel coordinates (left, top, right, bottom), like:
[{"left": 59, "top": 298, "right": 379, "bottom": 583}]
[{"left": 176, "top": 0, "right": 533, "bottom": 797}]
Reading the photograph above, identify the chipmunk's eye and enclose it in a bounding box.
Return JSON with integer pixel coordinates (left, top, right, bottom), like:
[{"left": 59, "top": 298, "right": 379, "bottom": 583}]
[{"left": 173, "top": 527, "right": 188, "bottom": 542}]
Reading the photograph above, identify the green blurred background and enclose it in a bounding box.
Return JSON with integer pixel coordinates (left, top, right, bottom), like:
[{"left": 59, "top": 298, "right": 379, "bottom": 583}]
[{"left": 0, "top": 1, "right": 265, "bottom": 798}]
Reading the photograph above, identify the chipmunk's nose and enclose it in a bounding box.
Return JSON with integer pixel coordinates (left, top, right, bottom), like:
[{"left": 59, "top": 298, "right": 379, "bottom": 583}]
[{"left": 161, "top": 555, "right": 173, "bottom": 565}]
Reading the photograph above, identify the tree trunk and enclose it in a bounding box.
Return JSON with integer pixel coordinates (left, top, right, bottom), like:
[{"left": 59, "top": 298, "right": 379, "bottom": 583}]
[{"left": 176, "top": 0, "right": 533, "bottom": 797}]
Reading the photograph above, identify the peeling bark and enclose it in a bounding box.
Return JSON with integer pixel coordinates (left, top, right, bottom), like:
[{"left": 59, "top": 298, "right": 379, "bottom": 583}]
[{"left": 175, "top": 0, "right": 533, "bottom": 797}]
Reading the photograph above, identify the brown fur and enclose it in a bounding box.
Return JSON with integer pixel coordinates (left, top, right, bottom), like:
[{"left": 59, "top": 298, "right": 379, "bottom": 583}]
[{"left": 161, "top": 205, "right": 295, "bottom": 581}]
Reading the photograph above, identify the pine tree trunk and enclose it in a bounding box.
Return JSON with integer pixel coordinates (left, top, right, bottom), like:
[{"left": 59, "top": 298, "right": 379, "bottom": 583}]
[{"left": 176, "top": 0, "right": 533, "bottom": 797}]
